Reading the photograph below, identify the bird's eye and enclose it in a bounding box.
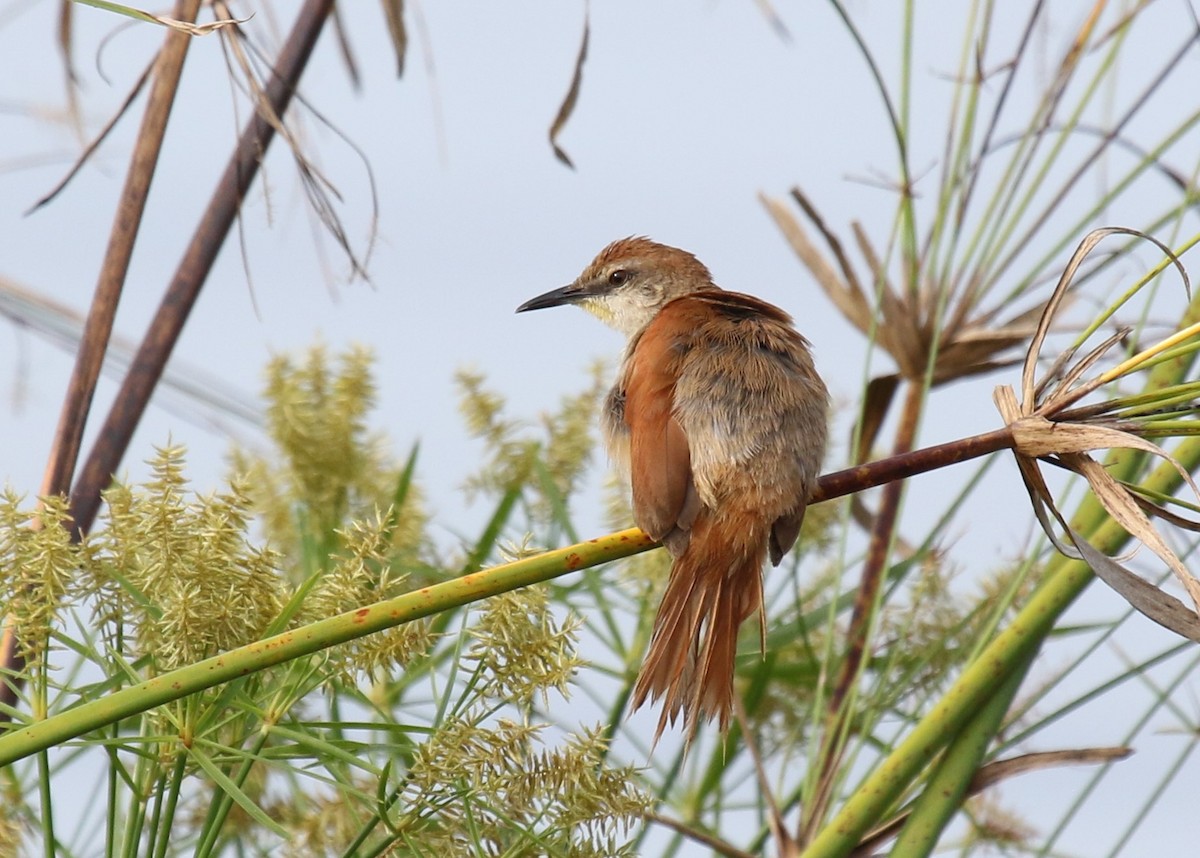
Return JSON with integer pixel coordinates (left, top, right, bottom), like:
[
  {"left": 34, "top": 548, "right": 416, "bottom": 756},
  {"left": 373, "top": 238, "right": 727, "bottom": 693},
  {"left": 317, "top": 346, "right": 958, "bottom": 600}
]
[{"left": 608, "top": 269, "right": 630, "bottom": 287}]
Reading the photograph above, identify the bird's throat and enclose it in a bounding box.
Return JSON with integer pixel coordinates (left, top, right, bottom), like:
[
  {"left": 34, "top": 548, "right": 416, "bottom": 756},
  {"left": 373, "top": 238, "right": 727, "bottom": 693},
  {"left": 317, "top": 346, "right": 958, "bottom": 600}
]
[{"left": 581, "top": 297, "right": 617, "bottom": 327}]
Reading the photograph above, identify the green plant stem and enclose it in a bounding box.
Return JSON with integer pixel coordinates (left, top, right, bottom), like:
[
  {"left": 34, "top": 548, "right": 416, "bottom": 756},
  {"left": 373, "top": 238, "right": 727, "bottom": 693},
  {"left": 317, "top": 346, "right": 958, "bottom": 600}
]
[
  {"left": 799, "top": 432, "right": 1200, "bottom": 858},
  {"left": 859, "top": 276, "right": 1200, "bottom": 856},
  {"left": 144, "top": 767, "right": 167, "bottom": 858},
  {"left": 0, "top": 429, "right": 1019, "bottom": 768},
  {"left": 152, "top": 753, "right": 187, "bottom": 858},
  {"left": 104, "top": 742, "right": 118, "bottom": 858},
  {"left": 0, "top": 531, "right": 654, "bottom": 766},
  {"left": 888, "top": 650, "right": 1031, "bottom": 856},
  {"left": 37, "top": 749, "right": 53, "bottom": 858},
  {"left": 121, "top": 746, "right": 152, "bottom": 858},
  {"left": 800, "top": 555, "right": 1082, "bottom": 858},
  {"left": 805, "top": 379, "right": 926, "bottom": 843},
  {"left": 194, "top": 730, "right": 270, "bottom": 858}
]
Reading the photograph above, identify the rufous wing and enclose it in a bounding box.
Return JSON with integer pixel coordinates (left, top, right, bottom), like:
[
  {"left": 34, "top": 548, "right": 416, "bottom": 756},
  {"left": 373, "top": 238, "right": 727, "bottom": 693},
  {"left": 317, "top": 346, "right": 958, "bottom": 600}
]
[{"left": 623, "top": 304, "right": 700, "bottom": 556}]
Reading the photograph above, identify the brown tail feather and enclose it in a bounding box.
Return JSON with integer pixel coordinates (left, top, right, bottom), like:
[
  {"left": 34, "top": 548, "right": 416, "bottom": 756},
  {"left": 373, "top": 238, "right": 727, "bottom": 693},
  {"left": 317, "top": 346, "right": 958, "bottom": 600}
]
[{"left": 631, "top": 512, "right": 767, "bottom": 743}]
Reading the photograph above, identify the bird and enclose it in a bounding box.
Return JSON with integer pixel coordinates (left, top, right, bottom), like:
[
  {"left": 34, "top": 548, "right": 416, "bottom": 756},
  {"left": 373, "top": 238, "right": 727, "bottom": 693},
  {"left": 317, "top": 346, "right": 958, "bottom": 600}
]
[{"left": 516, "top": 237, "right": 828, "bottom": 740}]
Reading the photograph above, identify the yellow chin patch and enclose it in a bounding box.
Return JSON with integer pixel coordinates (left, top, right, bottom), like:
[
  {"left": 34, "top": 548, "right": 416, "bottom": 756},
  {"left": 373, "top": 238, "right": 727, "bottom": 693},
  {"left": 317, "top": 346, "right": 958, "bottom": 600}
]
[{"left": 580, "top": 298, "right": 614, "bottom": 325}]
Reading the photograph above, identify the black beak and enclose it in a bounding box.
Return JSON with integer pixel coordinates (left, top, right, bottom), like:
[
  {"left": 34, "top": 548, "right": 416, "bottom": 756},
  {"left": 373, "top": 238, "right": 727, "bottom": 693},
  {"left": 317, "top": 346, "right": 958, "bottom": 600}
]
[{"left": 516, "top": 283, "right": 585, "bottom": 313}]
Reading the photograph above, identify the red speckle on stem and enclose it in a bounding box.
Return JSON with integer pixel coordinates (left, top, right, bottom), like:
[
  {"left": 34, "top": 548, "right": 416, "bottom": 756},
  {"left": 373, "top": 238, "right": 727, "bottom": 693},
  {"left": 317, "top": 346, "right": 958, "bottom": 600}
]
[
  {"left": 354, "top": 608, "right": 370, "bottom": 622},
  {"left": 565, "top": 552, "right": 582, "bottom": 570}
]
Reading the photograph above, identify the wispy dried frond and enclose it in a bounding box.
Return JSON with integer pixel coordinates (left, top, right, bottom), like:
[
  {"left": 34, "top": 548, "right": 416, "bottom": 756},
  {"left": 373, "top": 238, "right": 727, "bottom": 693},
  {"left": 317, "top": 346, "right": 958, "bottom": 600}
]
[
  {"left": 83, "top": 1, "right": 246, "bottom": 35},
  {"left": 959, "top": 793, "right": 1038, "bottom": 852},
  {"left": 763, "top": 190, "right": 1043, "bottom": 389},
  {"left": 855, "top": 747, "right": 1131, "bottom": 855},
  {"left": 542, "top": 361, "right": 609, "bottom": 499},
  {"left": 509, "top": 726, "right": 652, "bottom": 845},
  {"left": 0, "top": 275, "right": 262, "bottom": 429},
  {"left": 26, "top": 58, "right": 155, "bottom": 214},
  {"left": 764, "top": 4, "right": 1200, "bottom": 469},
  {"left": 876, "top": 552, "right": 975, "bottom": 699},
  {"left": 996, "top": 228, "right": 1200, "bottom": 642},
  {"left": 549, "top": 6, "right": 589, "bottom": 169},
  {"left": 212, "top": 3, "right": 377, "bottom": 282},
  {"left": 0, "top": 791, "right": 25, "bottom": 858}
]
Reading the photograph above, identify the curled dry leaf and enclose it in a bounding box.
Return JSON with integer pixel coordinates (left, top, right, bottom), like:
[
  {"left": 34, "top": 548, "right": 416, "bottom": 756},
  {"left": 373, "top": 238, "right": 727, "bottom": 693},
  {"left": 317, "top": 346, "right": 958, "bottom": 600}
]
[
  {"left": 995, "top": 227, "right": 1200, "bottom": 642},
  {"left": 149, "top": 14, "right": 248, "bottom": 36},
  {"left": 380, "top": 0, "right": 408, "bottom": 76},
  {"left": 28, "top": 56, "right": 155, "bottom": 214},
  {"left": 78, "top": 0, "right": 248, "bottom": 34},
  {"left": 1073, "top": 530, "right": 1200, "bottom": 642},
  {"left": 762, "top": 189, "right": 1048, "bottom": 386},
  {"left": 549, "top": 5, "right": 590, "bottom": 169},
  {"left": 850, "top": 746, "right": 1133, "bottom": 857}
]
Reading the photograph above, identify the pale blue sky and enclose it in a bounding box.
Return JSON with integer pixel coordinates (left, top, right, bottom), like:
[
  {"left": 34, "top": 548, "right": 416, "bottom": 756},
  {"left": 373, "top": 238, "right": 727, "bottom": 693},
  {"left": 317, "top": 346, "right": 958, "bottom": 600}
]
[{"left": 3, "top": 2, "right": 1200, "bottom": 854}]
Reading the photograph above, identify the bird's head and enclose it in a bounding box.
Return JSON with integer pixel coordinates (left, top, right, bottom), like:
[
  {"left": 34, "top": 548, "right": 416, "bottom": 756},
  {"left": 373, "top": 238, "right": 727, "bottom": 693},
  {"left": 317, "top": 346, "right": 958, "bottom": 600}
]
[{"left": 516, "top": 237, "right": 719, "bottom": 336}]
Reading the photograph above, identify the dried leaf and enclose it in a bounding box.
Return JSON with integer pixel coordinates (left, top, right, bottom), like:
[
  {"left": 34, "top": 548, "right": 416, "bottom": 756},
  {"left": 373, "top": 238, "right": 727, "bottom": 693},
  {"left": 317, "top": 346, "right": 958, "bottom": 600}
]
[
  {"left": 57, "top": 0, "right": 83, "bottom": 141},
  {"left": 76, "top": 0, "right": 248, "bottom": 34},
  {"left": 212, "top": 0, "right": 374, "bottom": 280},
  {"left": 1071, "top": 453, "right": 1200, "bottom": 614},
  {"left": 855, "top": 374, "right": 900, "bottom": 465},
  {"left": 380, "top": 0, "right": 407, "bottom": 77},
  {"left": 1003, "top": 413, "right": 1200, "bottom": 532},
  {"left": 1037, "top": 327, "right": 1130, "bottom": 412},
  {"left": 1024, "top": 227, "right": 1189, "bottom": 409},
  {"left": 27, "top": 57, "right": 156, "bottom": 214},
  {"left": 57, "top": 1, "right": 77, "bottom": 82},
  {"left": 149, "top": 13, "right": 247, "bottom": 35},
  {"left": 769, "top": 189, "right": 1038, "bottom": 386},
  {"left": 932, "top": 356, "right": 1023, "bottom": 385},
  {"left": 995, "top": 227, "right": 1200, "bottom": 625},
  {"left": 970, "top": 747, "right": 1133, "bottom": 790},
  {"left": 331, "top": 5, "right": 362, "bottom": 88},
  {"left": 1020, "top": 228, "right": 1130, "bottom": 409},
  {"left": 549, "top": 6, "right": 589, "bottom": 169},
  {"left": 1071, "top": 528, "right": 1200, "bottom": 642},
  {"left": 751, "top": 0, "right": 792, "bottom": 41},
  {"left": 1128, "top": 492, "right": 1200, "bottom": 533},
  {"left": 760, "top": 193, "right": 873, "bottom": 332},
  {"left": 851, "top": 746, "right": 1132, "bottom": 857},
  {"left": 788, "top": 188, "right": 871, "bottom": 323},
  {"left": 852, "top": 222, "right": 924, "bottom": 375},
  {"left": 1009, "top": 413, "right": 1188, "bottom": 463},
  {"left": 995, "top": 385, "right": 1088, "bottom": 560}
]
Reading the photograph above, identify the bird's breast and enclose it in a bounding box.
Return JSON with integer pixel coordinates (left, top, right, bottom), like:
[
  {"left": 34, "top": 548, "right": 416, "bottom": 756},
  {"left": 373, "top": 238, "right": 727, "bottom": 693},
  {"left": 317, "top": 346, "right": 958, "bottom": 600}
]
[{"left": 611, "top": 293, "right": 828, "bottom": 515}]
